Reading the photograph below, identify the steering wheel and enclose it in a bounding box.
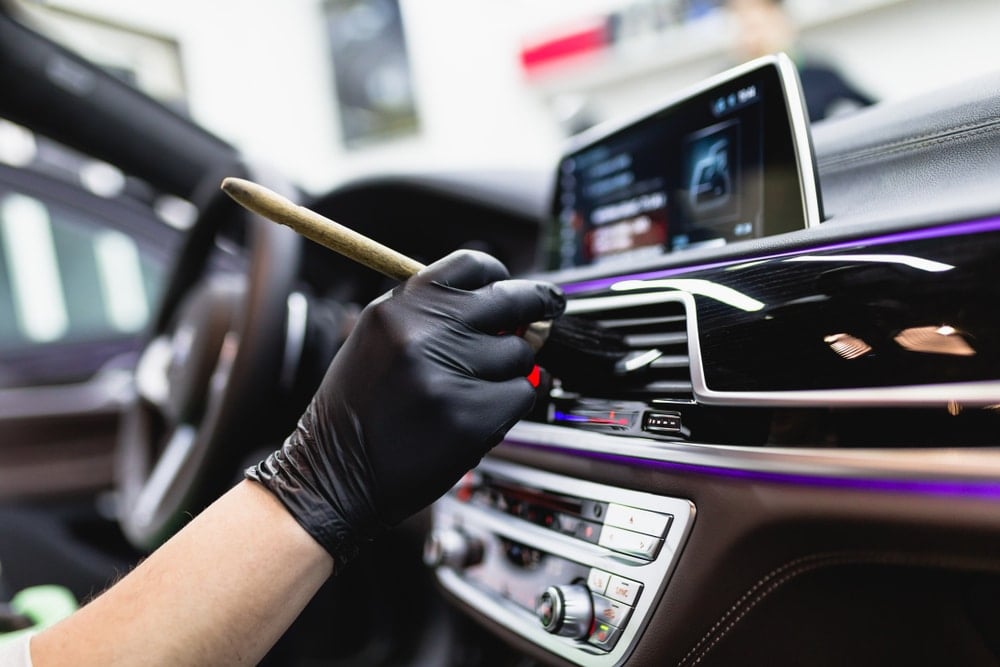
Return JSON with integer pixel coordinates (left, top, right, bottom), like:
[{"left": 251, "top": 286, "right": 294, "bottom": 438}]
[{"left": 116, "top": 164, "right": 302, "bottom": 550}]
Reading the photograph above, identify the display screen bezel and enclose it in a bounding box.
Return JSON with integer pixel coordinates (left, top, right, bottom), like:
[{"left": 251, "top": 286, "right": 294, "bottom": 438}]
[{"left": 544, "top": 54, "right": 822, "bottom": 272}]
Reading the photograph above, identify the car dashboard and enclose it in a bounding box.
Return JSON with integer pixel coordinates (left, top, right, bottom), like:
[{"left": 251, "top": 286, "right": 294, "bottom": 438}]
[
  {"left": 4, "top": 4, "right": 1000, "bottom": 664},
  {"left": 312, "top": 69, "right": 1000, "bottom": 666}
]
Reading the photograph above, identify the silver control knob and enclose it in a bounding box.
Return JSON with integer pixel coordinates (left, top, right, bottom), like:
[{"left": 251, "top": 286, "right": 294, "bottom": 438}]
[
  {"left": 423, "top": 528, "right": 483, "bottom": 569},
  {"left": 536, "top": 584, "right": 594, "bottom": 639}
]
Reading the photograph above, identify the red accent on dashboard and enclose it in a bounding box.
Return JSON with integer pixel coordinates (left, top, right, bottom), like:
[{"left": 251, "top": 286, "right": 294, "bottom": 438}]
[{"left": 527, "top": 365, "right": 542, "bottom": 388}]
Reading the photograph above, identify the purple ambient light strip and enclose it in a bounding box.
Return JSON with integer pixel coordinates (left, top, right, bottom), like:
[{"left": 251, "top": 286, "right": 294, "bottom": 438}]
[
  {"left": 507, "top": 440, "right": 1000, "bottom": 502},
  {"left": 562, "top": 216, "right": 1000, "bottom": 295}
]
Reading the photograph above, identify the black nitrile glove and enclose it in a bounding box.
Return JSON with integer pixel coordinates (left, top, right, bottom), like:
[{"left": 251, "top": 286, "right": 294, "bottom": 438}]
[{"left": 246, "top": 250, "right": 566, "bottom": 569}]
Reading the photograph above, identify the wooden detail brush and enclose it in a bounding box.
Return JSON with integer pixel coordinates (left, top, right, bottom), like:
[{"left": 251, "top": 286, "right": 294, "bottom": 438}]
[
  {"left": 220, "top": 177, "right": 628, "bottom": 366},
  {"left": 222, "top": 177, "right": 423, "bottom": 283}
]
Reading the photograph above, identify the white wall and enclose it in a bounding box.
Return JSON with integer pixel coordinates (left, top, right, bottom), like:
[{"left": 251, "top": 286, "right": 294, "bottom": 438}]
[
  {"left": 800, "top": 0, "right": 1000, "bottom": 103},
  {"left": 41, "top": 0, "right": 573, "bottom": 191},
  {"left": 31, "top": 0, "right": 1000, "bottom": 194},
  {"left": 524, "top": 0, "right": 1000, "bottom": 127}
]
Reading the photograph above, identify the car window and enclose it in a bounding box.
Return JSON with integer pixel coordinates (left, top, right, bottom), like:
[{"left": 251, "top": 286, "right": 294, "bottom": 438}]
[
  {"left": 0, "top": 120, "right": 185, "bottom": 388},
  {"left": 0, "top": 189, "right": 161, "bottom": 350}
]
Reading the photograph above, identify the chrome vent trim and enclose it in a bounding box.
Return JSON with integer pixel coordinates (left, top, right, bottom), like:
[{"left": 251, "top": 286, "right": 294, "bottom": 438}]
[
  {"left": 564, "top": 293, "right": 693, "bottom": 401},
  {"left": 565, "top": 290, "right": 1000, "bottom": 407}
]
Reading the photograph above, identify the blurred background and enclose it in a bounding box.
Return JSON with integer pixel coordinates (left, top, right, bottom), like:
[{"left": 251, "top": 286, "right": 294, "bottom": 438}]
[{"left": 5, "top": 0, "right": 999, "bottom": 194}]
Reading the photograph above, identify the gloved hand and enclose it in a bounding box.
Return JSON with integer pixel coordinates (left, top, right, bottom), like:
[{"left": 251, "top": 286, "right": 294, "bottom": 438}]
[{"left": 247, "top": 250, "right": 566, "bottom": 569}]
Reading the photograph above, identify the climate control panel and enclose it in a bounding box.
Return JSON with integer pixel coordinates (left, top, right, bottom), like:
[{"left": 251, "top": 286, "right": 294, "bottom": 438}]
[{"left": 426, "top": 459, "right": 694, "bottom": 666}]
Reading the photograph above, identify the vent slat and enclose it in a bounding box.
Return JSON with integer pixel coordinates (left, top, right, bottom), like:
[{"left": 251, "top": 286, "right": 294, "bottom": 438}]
[
  {"left": 638, "top": 381, "right": 693, "bottom": 394},
  {"left": 650, "top": 355, "right": 690, "bottom": 369},
  {"left": 625, "top": 332, "right": 688, "bottom": 347},
  {"left": 596, "top": 315, "right": 687, "bottom": 329},
  {"left": 565, "top": 297, "right": 694, "bottom": 400}
]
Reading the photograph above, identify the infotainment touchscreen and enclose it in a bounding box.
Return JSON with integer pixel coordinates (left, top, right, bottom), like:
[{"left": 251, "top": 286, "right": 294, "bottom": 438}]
[{"left": 545, "top": 54, "right": 821, "bottom": 270}]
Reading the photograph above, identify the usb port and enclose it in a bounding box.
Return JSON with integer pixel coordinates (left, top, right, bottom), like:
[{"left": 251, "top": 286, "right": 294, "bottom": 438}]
[{"left": 643, "top": 411, "right": 682, "bottom": 434}]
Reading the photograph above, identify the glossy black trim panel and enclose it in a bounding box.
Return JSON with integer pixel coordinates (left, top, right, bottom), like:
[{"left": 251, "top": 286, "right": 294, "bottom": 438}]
[{"left": 559, "top": 218, "right": 1000, "bottom": 406}]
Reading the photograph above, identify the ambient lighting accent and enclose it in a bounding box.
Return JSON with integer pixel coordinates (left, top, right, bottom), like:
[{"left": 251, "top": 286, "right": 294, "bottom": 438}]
[
  {"left": 508, "top": 441, "right": 1000, "bottom": 502},
  {"left": 894, "top": 325, "right": 976, "bottom": 356},
  {"left": 610, "top": 278, "right": 765, "bottom": 312},
  {"left": 562, "top": 216, "right": 1000, "bottom": 295},
  {"left": 784, "top": 253, "right": 955, "bottom": 273},
  {"left": 824, "top": 333, "right": 872, "bottom": 360},
  {"left": 552, "top": 410, "right": 629, "bottom": 426}
]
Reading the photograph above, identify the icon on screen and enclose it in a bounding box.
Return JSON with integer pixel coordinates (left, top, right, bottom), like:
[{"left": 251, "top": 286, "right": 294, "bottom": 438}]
[
  {"left": 690, "top": 139, "right": 732, "bottom": 209},
  {"left": 682, "top": 119, "right": 742, "bottom": 225}
]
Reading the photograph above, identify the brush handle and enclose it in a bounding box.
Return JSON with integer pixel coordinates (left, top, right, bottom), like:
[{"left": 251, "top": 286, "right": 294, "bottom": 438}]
[
  {"left": 221, "top": 177, "right": 425, "bottom": 281},
  {"left": 221, "top": 177, "right": 550, "bottom": 350}
]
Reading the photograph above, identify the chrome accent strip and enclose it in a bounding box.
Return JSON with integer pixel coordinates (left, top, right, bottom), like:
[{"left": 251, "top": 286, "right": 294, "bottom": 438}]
[
  {"left": 774, "top": 52, "right": 823, "bottom": 228},
  {"left": 565, "top": 292, "right": 1000, "bottom": 407},
  {"left": 695, "top": 379, "right": 1000, "bottom": 408},
  {"left": 506, "top": 421, "right": 1000, "bottom": 483},
  {"left": 432, "top": 459, "right": 695, "bottom": 667},
  {"left": 784, "top": 253, "right": 955, "bottom": 273},
  {"left": 566, "top": 291, "right": 690, "bottom": 314}
]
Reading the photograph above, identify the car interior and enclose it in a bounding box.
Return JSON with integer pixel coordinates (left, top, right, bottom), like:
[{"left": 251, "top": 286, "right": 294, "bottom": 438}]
[{"left": 2, "top": 1, "right": 1000, "bottom": 665}]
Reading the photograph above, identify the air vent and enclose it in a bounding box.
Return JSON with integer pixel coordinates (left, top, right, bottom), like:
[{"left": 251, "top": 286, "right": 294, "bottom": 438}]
[{"left": 559, "top": 294, "right": 693, "bottom": 401}]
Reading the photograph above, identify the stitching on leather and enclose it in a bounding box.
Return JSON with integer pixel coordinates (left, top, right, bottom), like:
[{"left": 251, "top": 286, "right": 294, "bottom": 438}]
[
  {"left": 684, "top": 553, "right": 861, "bottom": 667},
  {"left": 823, "top": 124, "right": 1000, "bottom": 170},
  {"left": 674, "top": 551, "right": 991, "bottom": 667},
  {"left": 818, "top": 120, "right": 1000, "bottom": 171},
  {"left": 818, "top": 116, "right": 1000, "bottom": 165},
  {"left": 675, "top": 552, "right": 835, "bottom": 667}
]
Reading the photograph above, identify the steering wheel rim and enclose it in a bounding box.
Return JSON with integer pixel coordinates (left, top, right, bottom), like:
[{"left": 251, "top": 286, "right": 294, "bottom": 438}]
[{"left": 116, "top": 164, "right": 301, "bottom": 550}]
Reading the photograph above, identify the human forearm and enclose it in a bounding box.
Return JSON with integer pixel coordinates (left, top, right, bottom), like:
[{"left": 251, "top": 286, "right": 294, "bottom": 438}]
[
  {"left": 27, "top": 250, "right": 563, "bottom": 665},
  {"left": 30, "top": 480, "right": 333, "bottom": 666}
]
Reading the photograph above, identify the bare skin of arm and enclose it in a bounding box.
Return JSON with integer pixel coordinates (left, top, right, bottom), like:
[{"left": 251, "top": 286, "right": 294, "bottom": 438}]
[{"left": 30, "top": 480, "right": 332, "bottom": 666}]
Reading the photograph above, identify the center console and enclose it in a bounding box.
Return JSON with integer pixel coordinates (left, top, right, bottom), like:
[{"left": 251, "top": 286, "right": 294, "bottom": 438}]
[
  {"left": 425, "top": 54, "right": 816, "bottom": 666},
  {"left": 426, "top": 459, "right": 694, "bottom": 665}
]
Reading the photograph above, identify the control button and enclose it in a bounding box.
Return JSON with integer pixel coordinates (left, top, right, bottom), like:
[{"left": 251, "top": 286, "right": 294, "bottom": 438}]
[
  {"left": 588, "top": 621, "right": 622, "bottom": 651},
  {"left": 536, "top": 591, "right": 556, "bottom": 628},
  {"left": 503, "top": 540, "right": 543, "bottom": 570},
  {"left": 606, "top": 575, "right": 643, "bottom": 605},
  {"left": 604, "top": 503, "right": 673, "bottom": 537},
  {"left": 587, "top": 568, "right": 611, "bottom": 595},
  {"left": 604, "top": 574, "right": 642, "bottom": 606},
  {"left": 537, "top": 584, "right": 594, "bottom": 639},
  {"left": 592, "top": 593, "right": 633, "bottom": 628},
  {"left": 581, "top": 500, "right": 608, "bottom": 522},
  {"left": 422, "top": 529, "right": 483, "bottom": 569},
  {"left": 599, "top": 526, "right": 663, "bottom": 559}
]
